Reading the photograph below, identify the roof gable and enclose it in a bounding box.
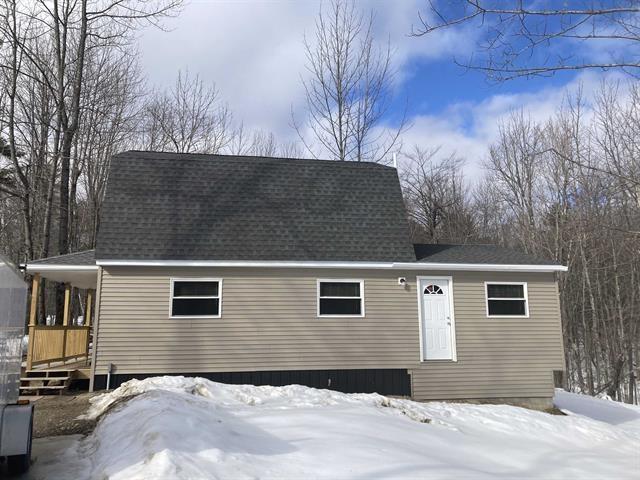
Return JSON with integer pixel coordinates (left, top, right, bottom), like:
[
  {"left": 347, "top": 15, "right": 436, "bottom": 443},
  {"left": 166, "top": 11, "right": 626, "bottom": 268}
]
[{"left": 96, "top": 151, "right": 415, "bottom": 262}]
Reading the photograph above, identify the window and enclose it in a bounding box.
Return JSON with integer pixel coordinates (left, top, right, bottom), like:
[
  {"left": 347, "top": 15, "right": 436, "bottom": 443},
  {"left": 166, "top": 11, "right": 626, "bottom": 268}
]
[
  {"left": 318, "top": 280, "right": 364, "bottom": 316},
  {"left": 423, "top": 284, "right": 444, "bottom": 295},
  {"left": 485, "top": 282, "right": 528, "bottom": 317},
  {"left": 170, "top": 279, "right": 221, "bottom": 317}
]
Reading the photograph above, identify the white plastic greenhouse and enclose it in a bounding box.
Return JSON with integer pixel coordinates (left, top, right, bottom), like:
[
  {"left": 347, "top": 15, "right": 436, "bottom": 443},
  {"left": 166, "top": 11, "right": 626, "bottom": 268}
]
[{"left": 0, "top": 255, "right": 33, "bottom": 474}]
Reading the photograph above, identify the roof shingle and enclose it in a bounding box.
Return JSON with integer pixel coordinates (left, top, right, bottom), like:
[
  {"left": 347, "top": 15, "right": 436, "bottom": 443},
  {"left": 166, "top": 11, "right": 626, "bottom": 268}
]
[
  {"left": 29, "top": 249, "right": 96, "bottom": 266},
  {"left": 413, "top": 244, "right": 559, "bottom": 265},
  {"left": 96, "top": 151, "right": 416, "bottom": 262}
]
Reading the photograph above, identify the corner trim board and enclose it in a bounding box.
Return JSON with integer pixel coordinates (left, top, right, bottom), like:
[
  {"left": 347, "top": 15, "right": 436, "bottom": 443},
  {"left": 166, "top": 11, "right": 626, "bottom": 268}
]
[{"left": 88, "top": 266, "right": 104, "bottom": 392}]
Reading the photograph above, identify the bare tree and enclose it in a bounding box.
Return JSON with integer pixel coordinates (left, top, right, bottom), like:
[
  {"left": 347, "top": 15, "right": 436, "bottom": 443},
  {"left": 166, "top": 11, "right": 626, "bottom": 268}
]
[
  {"left": 140, "top": 70, "right": 233, "bottom": 154},
  {"left": 228, "top": 123, "right": 303, "bottom": 159},
  {"left": 78, "top": 48, "right": 143, "bottom": 248},
  {"left": 229, "top": 128, "right": 278, "bottom": 157},
  {"left": 294, "top": 0, "right": 407, "bottom": 162},
  {"left": 278, "top": 140, "right": 303, "bottom": 159},
  {"left": 414, "top": 1, "right": 640, "bottom": 81},
  {"left": 0, "top": 0, "right": 180, "bottom": 322},
  {"left": 0, "top": 0, "right": 35, "bottom": 259},
  {"left": 19, "top": 0, "right": 182, "bottom": 259},
  {"left": 248, "top": 130, "right": 278, "bottom": 157},
  {"left": 484, "top": 110, "right": 544, "bottom": 253},
  {"left": 401, "top": 146, "right": 474, "bottom": 243}
]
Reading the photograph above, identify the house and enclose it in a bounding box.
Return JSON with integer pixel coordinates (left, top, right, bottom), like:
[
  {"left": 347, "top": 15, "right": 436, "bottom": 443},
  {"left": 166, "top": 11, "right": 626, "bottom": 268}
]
[{"left": 25, "top": 151, "right": 567, "bottom": 407}]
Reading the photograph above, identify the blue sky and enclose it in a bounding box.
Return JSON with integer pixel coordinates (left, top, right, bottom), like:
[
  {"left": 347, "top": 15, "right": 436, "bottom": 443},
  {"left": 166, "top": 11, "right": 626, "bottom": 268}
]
[
  {"left": 398, "top": 58, "right": 575, "bottom": 119},
  {"left": 137, "top": 0, "right": 611, "bottom": 174}
]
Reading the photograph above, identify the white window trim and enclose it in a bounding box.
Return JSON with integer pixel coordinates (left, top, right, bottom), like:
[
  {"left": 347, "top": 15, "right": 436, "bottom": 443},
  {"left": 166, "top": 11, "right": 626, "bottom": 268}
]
[
  {"left": 169, "top": 277, "right": 222, "bottom": 319},
  {"left": 416, "top": 276, "right": 457, "bottom": 363},
  {"left": 317, "top": 279, "right": 365, "bottom": 318},
  {"left": 484, "top": 281, "right": 529, "bottom": 318}
]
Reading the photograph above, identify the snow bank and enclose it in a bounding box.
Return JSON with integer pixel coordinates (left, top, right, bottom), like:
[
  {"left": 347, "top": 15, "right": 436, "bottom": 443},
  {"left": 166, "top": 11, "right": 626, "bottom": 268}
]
[
  {"left": 84, "top": 375, "right": 432, "bottom": 423},
  {"left": 26, "top": 378, "right": 640, "bottom": 480},
  {"left": 554, "top": 388, "right": 640, "bottom": 439}
]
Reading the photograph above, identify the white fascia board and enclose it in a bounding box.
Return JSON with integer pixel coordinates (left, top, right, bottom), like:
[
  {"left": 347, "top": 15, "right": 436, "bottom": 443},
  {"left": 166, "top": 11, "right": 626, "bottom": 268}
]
[
  {"left": 96, "top": 259, "right": 567, "bottom": 272},
  {"left": 393, "top": 262, "right": 568, "bottom": 272},
  {"left": 97, "top": 260, "right": 391, "bottom": 269},
  {"left": 26, "top": 264, "right": 98, "bottom": 272}
]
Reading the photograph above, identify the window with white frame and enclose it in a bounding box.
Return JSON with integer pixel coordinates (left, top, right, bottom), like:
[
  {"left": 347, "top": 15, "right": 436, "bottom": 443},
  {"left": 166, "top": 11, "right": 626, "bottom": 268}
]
[
  {"left": 485, "top": 282, "right": 528, "bottom": 317},
  {"left": 170, "top": 279, "right": 221, "bottom": 317},
  {"left": 318, "top": 280, "right": 364, "bottom": 316}
]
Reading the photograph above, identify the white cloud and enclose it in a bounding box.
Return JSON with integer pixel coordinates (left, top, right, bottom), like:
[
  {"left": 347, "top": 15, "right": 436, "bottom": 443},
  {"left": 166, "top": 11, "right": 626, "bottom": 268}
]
[
  {"left": 368, "top": 0, "right": 478, "bottom": 84},
  {"left": 139, "top": 1, "right": 314, "bottom": 138},
  {"left": 138, "top": 0, "right": 474, "bottom": 144},
  {"left": 138, "top": 1, "right": 627, "bottom": 176},
  {"left": 397, "top": 70, "right": 623, "bottom": 180}
]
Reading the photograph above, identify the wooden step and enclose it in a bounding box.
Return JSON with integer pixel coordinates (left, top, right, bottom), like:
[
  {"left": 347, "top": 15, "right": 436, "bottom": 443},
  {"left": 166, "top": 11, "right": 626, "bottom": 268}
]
[
  {"left": 21, "top": 376, "right": 70, "bottom": 382},
  {"left": 25, "top": 369, "right": 73, "bottom": 376},
  {"left": 19, "top": 384, "right": 66, "bottom": 391},
  {"left": 19, "top": 383, "right": 67, "bottom": 396},
  {"left": 25, "top": 370, "right": 72, "bottom": 377},
  {"left": 20, "top": 372, "right": 71, "bottom": 395}
]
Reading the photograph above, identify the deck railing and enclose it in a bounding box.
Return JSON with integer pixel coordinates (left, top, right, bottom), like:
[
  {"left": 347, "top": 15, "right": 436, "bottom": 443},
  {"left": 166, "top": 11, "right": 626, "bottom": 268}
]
[{"left": 26, "top": 325, "right": 91, "bottom": 369}]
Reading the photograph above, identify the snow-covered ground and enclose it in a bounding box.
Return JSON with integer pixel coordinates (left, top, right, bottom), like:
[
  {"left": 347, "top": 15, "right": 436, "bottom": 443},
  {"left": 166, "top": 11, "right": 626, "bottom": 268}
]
[{"left": 25, "top": 377, "right": 640, "bottom": 479}]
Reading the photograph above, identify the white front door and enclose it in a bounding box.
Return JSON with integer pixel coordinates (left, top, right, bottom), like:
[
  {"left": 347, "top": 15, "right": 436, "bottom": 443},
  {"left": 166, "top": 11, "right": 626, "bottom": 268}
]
[{"left": 420, "top": 278, "right": 454, "bottom": 360}]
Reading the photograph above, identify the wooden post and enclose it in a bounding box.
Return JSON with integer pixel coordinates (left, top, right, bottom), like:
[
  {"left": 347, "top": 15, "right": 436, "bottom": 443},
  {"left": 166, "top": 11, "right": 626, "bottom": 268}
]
[
  {"left": 89, "top": 268, "right": 102, "bottom": 392},
  {"left": 26, "top": 273, "right": 40, "bottom": 371},
  {"left": 29, "top": 273, "right": 40, "bottom": 327},
  {"left": 62, "top": 284, "right": 71, "bottom": 326},
  {"left": 61, "top": 283, "right": 71, "bottom": 359},
  {"left": 85, "top": 289, "right": 93, "bottom": 365},
  {"left": 85, "top": 290, "right": 93, "bottom": 327}
]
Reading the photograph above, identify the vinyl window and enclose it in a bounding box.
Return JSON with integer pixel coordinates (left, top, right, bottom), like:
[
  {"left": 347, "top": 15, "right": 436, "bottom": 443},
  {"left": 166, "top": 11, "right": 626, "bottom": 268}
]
[
  {"left": 170, "top": 279, "right": 221, "bottom": 318},
  {"left": 485, "top": 282, "right": 528, "bottom": 317},
  {"left": 317, "top": 280, "right": 364, "bottom": 317}
]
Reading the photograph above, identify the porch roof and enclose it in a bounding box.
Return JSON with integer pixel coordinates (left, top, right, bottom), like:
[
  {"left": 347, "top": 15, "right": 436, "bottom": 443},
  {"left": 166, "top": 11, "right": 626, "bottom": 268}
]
[{"left": 26, "top": 250, "right": 97, "bottom": 289}]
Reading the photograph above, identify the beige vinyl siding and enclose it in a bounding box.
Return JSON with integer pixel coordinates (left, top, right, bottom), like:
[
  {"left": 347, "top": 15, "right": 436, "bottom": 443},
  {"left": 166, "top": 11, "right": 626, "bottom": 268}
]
[
  {"left": 96, "top": 268, "right": 420, "bottom": 373},
  {"left": 95, "top": 267, "right": 564, "bottom": 400},
  {"left": 410, "top": 272, "right": 564, "bottom": 400}
]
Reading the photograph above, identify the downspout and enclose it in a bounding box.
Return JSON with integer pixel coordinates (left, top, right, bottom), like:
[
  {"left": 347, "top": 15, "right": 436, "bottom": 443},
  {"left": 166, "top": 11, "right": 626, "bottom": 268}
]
[
  {"left": 88, "top": 266, "right": 103, "bottom": 392},
  {"left": 106, "top": 363, "right": 114, "bottom": 391}
]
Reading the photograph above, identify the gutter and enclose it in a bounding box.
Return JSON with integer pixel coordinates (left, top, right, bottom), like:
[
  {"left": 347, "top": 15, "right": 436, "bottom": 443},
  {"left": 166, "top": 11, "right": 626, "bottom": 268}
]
[{"left": 95, "top": 259, "right": 568, "bottom": 273}]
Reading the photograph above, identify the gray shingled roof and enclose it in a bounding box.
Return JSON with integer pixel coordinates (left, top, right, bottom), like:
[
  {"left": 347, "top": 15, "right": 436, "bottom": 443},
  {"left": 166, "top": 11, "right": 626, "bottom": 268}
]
[
  {"left": 29, "top": 249, "right": 96, "bottom": 266},
  {"left": 96, "top": 151, "right": 416, "bottom": 262},
  {"left": 413, "top": 244, "right": 559, "bottom": 265}
]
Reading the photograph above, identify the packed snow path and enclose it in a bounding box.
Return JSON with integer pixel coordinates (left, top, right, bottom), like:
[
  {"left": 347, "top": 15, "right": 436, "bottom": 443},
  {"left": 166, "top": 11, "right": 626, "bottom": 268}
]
[{"left": 25, "top": 377, "right": 640, "bottom": 479}]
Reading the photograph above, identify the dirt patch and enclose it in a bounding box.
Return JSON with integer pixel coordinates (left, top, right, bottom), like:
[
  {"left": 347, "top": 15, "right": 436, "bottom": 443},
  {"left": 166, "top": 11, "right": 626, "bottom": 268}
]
[
  {"left": 544, "top": 407, "right": 567, "bottom": 416},
  {"left": 31, "top": 392, "right": 100, "bottom": 438}
]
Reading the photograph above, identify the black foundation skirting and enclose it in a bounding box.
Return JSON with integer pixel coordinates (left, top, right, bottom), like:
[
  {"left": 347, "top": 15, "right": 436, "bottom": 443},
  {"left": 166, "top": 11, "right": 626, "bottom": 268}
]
[{"left": 93, "top": 368, "right": 411, "bottom": 396}]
